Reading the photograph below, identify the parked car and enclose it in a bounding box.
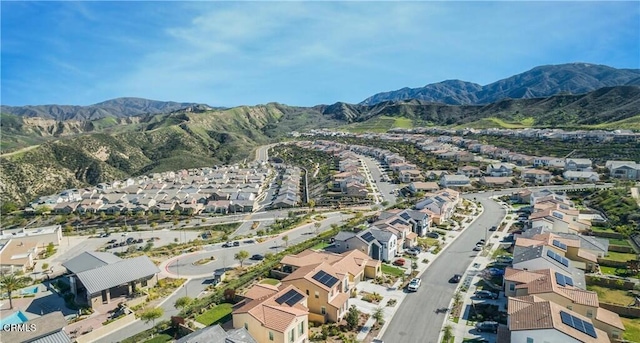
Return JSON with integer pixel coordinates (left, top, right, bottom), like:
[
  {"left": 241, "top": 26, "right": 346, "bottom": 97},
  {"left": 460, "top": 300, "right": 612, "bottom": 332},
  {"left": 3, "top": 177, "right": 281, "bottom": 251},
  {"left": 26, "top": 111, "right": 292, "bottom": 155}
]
[
  {"left": 250, "top": 254, "right": 264, "bottom": 261},
  {"left": 136, "top": 238, "right": 143, "bottom": 244},
  {"left": 393, "top": 258, "right": 406, "bottom": 266},
  {"left": 489, "top": 226, "right": 498, "bottom": 231},
  {"left": 119, "top": 242, "right": 126, "bottom": 247},
  {"left": 108, "top": 239, "right": 117, "bottom": 244},
  {"left": 449, "top": 274, "right": 462, "bottom": 283},
  {"left": 233, "top": 241, "right": 240, "bottom": 247},
  {"left": 222, "top": 242, "right": 233, "bottom": 248},
  {"left": 100, "top": 233, "right": 111, "bottom": 238},
  {"left": 474, "top": 290, "right": 499, "bottom": 299},
  {"left": 496, "top": 255, "right": 513, "bottom": 264},
  {"left": 473, "top": 246, "right": 482, "bottom": 252},
  {"left": 406, "top": 249, "right": 419, "bottom": 256},
  {"left": 475, "top": 321, "right": 499, "bottom": 333},
  {"left": 407, "top": 278, "right": 421, "bottom": 292},
  {"left": 426, "top": 232, "right": 439, "bottom": 238}
]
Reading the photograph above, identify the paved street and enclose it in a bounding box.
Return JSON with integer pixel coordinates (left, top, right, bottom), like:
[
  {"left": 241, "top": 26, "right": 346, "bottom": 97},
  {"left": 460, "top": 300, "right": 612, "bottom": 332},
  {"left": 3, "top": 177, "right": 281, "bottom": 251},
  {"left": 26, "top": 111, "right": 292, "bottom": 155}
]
[
  {"left": 381, "top": 193, "right": 505, "bottom": 343},
  {"left": 359, "top": 155, "right": 398, "bottom": 206},
  {"left": 165, "top": 211, "right": 351, "bottom": 277}
]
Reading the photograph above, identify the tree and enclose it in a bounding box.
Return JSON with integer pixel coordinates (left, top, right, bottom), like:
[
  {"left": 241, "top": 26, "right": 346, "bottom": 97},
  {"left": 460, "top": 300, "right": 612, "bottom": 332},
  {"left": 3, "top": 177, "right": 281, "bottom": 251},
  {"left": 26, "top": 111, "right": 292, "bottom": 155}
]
[
  {"left": 140, "top": 307, "right": 164, "bottom": 337},
  {"left": 0, "top": 274, "right": 32, "bottom": 309},
  {"left": 46, "top": 243, "right": 55, "bottom": 257},
  {"left": 372, "top": 306, "right": 385, "bottom": 326},
  {"left": 282, "top": 235, "right": 289, "bottom": 247},
  {"left": 314, "top": 222, "right": 322, "bottom": 235},
  {"left": 1, "top": 201, "right": 18, "bottom": 215},
  {"left": 345, "top": 305, "right": 360, "bottom": 330},
  {"left": 234, "top": 250, "right": 250, "bottom": 267},
  {"left": 174, "top": 296, "right": 193, "bottom": 310},
  {"left": 442, "top": 324, "right": 454, "bottom": 343}
]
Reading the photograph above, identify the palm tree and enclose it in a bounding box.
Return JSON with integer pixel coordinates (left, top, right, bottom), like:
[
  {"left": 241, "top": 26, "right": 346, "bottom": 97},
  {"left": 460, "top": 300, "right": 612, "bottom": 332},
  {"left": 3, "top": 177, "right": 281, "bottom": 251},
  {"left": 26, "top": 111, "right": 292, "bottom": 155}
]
[{"left": 0, "top": 274, "right": 32, "bottom": 309}]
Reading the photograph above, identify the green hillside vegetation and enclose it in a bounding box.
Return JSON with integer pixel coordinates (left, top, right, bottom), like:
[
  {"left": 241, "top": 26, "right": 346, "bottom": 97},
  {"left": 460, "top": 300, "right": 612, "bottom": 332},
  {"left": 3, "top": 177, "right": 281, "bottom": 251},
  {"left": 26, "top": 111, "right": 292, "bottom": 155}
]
[
  {"left": 454, "top": 117, "right": 536, "bottom": 129},
  {"left": 344, "top": 116, "right": 416, "bottom": 132},
  {"left": 0, "top": 104, "right": 340, "bottom": 205},
  {"left": 585, "top": 188, "right": 640, "bottom": 235}
]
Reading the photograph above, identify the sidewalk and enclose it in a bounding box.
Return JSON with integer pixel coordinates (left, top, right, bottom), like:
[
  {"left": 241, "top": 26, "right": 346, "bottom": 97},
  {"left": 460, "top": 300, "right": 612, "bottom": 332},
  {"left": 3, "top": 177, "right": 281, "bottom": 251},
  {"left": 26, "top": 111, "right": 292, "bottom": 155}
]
[{"left": 351, "top": 198, "right": 487, "bottom": 341}]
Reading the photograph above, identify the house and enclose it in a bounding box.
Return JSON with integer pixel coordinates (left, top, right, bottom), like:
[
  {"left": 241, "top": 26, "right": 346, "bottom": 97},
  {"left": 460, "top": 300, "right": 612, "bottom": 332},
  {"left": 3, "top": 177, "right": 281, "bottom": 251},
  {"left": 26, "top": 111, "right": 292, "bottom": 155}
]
[
  {"left": 457, "top": 165, "right": 482, "bottom": 177},
  {"left": 279, "top": 249, "right": 381, "bottom": 287},
  {"left": 0, "top": 224, "right": 62, "bottom": 247},
  {"left": 563, "top": 171, "right": 600, "bottom": 182},
  {"left": 176, "top": 324, "right": 257, "bottom": 343},
  {"left": 480, "top": 176, "right": 514, "bottom": 187},
  {"left": 511, "top": 246, "right": 585, "bottom": 286},
  {"left": 415, "top": 189, "right": 459, "bottom": 224},
  {"left": 280, "top": 263, "right": 349, "bottom": 324},
  {"left": 517, "top": 232, "right": 599, "bottom": 272},
  {"left": 343, "top": 182, "right": 369, "bottom": 197},
  {"left": 486, "top": 163, "right": 514, "bottom": 177},
  {"left": 332, "top": 227, "right": 397, "bottom": 262},
  {"left": 0, "top": 239, "right": 38, "bottom": 274},
  {"left": 407, "top": 182, "right": 440, "bottom": 194},
  {"left": 565, "top": 158, "right": 593, "bottom": 171},
  {"left": 501, "top": 295, "right": 611, "bottom": 343},
  {"left": 439, "top": 174, "right": 471, "bottom": 188},
  {"left": 1, "top": 311, "right": 71, "bottom": 343},
  {"left": 503, "top": 268, "right": 625, "bottom": 340},
  {"left": 233, "top": 284, "right": 308, "bottom": 343},
  {"left": 398, "top": 169, "right": 424, "bottom": 183},
  {"left": 521, "top": 169, "right": 553, "bottom": 184},
  {"left": 62, "top": 252, "right": 159, "bottom": 309},
  {"left": 378, "top": 209, "right": 432, "bottom": 237},
  {"left": 606, "top": 160, "right": 640, "bottom": 180},
  {"left": 533, "top": 157, "right": 566, "bottom": 168}
]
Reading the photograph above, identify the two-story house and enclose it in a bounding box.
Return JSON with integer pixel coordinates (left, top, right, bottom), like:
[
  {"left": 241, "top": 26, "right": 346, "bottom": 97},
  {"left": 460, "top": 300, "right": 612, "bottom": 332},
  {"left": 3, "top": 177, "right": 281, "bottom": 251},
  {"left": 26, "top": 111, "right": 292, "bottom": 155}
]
[
  {"left": 280, "top": 263, "right": 349, "bottom": 324},
  {"left": 521, "top": 169, "right": 553, "bottom": 184},
  {"left": 233, "top": 284, "right": 308, "bottom": 343},
  {"left": 486, "top": 163, "right": 514, "bottom": 177}
]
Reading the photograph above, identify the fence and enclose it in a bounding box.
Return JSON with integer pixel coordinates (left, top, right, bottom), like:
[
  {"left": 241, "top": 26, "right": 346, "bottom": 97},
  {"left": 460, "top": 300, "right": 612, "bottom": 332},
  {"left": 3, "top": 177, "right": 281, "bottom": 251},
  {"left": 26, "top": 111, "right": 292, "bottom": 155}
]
[
  {"left": 599, "top": 303, "right": 640, "bottom": 318},
  {"left": 586, "top": 275, "right": 636, "bottom": 290},
  {"left": 609, "top": 245, "right": 638, "bottom": 254}
]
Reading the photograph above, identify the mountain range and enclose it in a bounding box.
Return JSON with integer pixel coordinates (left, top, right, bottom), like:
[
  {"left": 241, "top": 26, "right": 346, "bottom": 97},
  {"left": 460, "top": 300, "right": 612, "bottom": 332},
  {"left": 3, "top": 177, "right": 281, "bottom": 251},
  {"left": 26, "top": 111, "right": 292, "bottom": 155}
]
[
  {"left": 0, "top": 97, "right": 216, "bottom": 121},
  {"left": 360, "top": 63, "right": 640, "bottom": 105},
  {"left": 1, "top": 62, "right": 639, "bottom": 206}
]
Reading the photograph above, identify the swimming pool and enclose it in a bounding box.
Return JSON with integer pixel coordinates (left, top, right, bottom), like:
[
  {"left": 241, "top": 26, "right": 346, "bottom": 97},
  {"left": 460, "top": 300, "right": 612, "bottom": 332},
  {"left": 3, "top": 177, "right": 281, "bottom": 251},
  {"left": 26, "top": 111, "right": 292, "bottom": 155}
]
[
  {"left": 0, "top": 311, "right": 29, "bottom": 326},
  {"left": 20, "top": 286, "right": 39, "bottom": 295}
]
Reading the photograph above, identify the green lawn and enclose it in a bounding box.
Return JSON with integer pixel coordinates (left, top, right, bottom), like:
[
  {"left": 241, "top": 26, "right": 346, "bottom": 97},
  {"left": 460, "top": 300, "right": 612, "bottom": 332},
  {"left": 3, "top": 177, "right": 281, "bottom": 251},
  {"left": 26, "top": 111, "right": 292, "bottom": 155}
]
[
  {"left": 591, "top": 226, "right": 615, "bottom": 233},
  {"left": 621, "top": 317, "right": 640, "bottom": 342},
  {"left": 143, "top": 334, "right": 172, "bottom": 343},
  {"left": 604, "top": 251, "right": 637, "bottom": 262},
  {"left": 608, "top": 238, "right": 631, "bottom": 246},
  {"left": 382, "top": 264, "right": 405, "bottom": 277},
  {"left": 311, "top": 241, "right": 330, "bottom": 250},
  {"left": 195, "top": 303, "right": 233, "bottom": 326},
  {"left": 259, "top": 278, "right": 281, "bottom": 286},
  {"left": 587, "top": 285, "right": 635, "bottom": 306}
]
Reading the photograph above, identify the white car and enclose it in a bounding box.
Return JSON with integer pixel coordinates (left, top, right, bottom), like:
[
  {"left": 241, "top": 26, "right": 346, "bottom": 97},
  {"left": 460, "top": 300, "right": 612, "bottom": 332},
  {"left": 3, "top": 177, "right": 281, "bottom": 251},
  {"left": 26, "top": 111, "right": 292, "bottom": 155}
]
[{"left": 407, "top": 278, "right": 421, "bottom": 292}]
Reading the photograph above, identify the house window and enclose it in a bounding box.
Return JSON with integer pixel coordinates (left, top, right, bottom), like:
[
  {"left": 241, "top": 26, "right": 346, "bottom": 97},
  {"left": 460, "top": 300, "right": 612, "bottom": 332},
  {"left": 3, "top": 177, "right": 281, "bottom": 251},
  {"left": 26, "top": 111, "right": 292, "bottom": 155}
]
[
  {"left": 612, "top": 330, "right": 621, "bottom": 339},
  {"left": 567, "top": 305, "right": 572, "bottom": 310},
  {"left": 289, "top": 328, "right": 295, "bottom": 343},
  {"left": 306, "top": 289, "right": 309, "bottom": 295},
  {"left": 141, "top": 279, "right": 148, "bottom": 287},
  {"left": 526, "top": 338, "right": 534, "bottom": 343},
  {"left": 321, "top": 306, "right": 326, "bottom": 315},
  {"left": 586, "top": 310, "right": 593, "bottom": 318},
  {"left": 269, "top": 331, "right": 274, "bottom": 341},
  {"left": 315, "top": 291, "right": 319, "bottom": 299},
  {"left": 244, "top": 323, "right": 248, "bottom": 330},
  {"left": 509, "top": 283, "right": 515, "bottom": 291},
  {"left": 299, "top": 320, "right": 304, "bottom": 335}
]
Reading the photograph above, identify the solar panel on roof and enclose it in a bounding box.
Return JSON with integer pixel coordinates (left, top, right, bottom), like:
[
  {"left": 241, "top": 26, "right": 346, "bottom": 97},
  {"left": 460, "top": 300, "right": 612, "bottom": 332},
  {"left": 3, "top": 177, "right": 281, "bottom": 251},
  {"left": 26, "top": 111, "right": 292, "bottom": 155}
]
[
  {"left": 552, "top": 239, "right": 567, "bottom": 250},
  {"left": 275, "top": 289, "right": 304, "bottom": 306},
  {"left": 547, "top": 250, "right": 569, "bottom": 267},
  {"left": 400, "top": 212, "right": 411, "bottom": 220},
  {"left": 361, "top": 232, "right": 375, "bottom": 243},
  {"left": 560, "top": 311, "right": 597, "bottom": 338},
  {"left": 312, "top": 270, "right": 339, "bottom": 287},
  {"left": 555, "top": 272, "right": 574, "bottom": 287}
]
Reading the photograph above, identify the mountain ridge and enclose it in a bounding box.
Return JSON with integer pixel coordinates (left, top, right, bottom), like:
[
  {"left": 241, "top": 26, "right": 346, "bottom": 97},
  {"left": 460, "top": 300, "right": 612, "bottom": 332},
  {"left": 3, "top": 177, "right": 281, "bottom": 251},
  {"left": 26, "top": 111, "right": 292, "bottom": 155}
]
[{"left": 360, "top": 63, "right": 640, "bottom": 105}]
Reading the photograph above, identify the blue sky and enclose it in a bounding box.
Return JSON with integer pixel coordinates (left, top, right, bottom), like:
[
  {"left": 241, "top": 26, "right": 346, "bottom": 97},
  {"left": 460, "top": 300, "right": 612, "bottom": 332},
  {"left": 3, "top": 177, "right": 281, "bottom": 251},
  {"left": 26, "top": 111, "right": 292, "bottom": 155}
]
[{"left": 2, "top": 1, "right": 639, "bottom": 107}]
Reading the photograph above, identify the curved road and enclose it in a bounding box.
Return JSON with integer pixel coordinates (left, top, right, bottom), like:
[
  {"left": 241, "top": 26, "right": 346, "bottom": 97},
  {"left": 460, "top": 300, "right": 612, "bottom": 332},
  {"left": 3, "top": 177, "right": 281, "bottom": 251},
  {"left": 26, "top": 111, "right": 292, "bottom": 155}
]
[{"left": 166, "top": 212, "right": 351, "bottom": 277}]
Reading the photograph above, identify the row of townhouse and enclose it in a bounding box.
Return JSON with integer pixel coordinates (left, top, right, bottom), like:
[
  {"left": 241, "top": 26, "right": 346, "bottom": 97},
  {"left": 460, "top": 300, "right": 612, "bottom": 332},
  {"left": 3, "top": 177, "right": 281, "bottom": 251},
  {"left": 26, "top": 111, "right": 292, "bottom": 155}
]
[
  {"left": 215, "top": 249, "right": 383, "bottom": 343},
  {"left": 330, "top": 189, "right": 459, "bottom": 262},
  {"left": 309, "top": 130, "right": 640, "bottom": 184},
  {"left": 520, "top": 189, "right": 595, "bottom": 235},
  {"left": 272, "top": 167, "right": 302, "bottom": 209},
  {"left": 294, "top": 141, "right": 370, "bottom": 197},
  {"left": 499, "top": 216, "right": 625, "bottom": 342},
  {"left": 28, "top": 166, "right": 274, "bottom": 215}
]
